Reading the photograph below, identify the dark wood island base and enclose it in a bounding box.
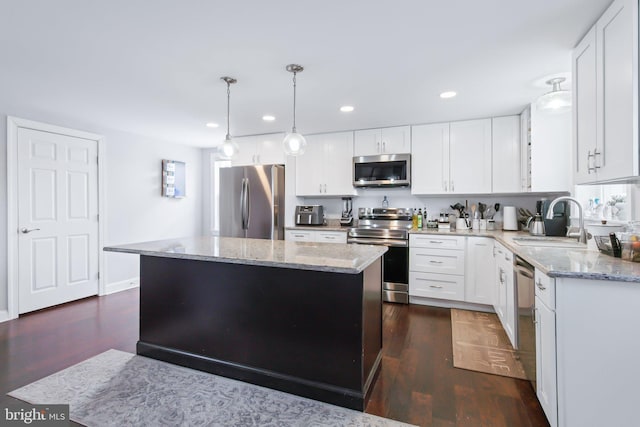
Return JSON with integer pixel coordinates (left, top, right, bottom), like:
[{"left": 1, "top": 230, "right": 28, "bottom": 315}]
[{"left": 136, "top": 254, "right": 383, "bottom": 410}]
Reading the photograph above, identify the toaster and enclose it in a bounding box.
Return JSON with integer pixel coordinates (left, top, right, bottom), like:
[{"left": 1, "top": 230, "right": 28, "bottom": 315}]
[{"left": 295, "top": 205, "right": 325, "bottom": 225}]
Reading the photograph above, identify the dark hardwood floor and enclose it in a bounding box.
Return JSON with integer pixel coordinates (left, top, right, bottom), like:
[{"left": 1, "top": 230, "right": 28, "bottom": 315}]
[{"left": 0, "top": 289, "right": 549, "bottom": 426}]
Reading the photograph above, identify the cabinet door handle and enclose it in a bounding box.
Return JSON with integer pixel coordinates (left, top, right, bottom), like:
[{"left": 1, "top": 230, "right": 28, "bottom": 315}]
[
  {"left": 382, "top": 141, "right": 386, "bottom": 152},
  {"left": 429, "top": 260, "right": 444, "bottom": 264},
  {"left": 294, "top": 234, "right": 305, "bottom": 238},
  {"left": 377, "top": 142, "right": 381, "bottom": 153},
  {"left": 429, "top": 240, "right": 444, "bottom": 244},
  {"left": 533, "top": 307, "right": 539, "bottom": 325},
  {"left": 323, "top": 184, "right": 327, "bottom": 193},
  {"left": 319, "top": 184, "right": 322, "bottom": 193},
  {"left": 429, "top": 285, "right": 443, "bottom": 289},
  {"left": 443, "top": 180, "right": 447, "bottom": 192},
  {"left": 451, "top": 180, "right": 455, "bottom": 192}
]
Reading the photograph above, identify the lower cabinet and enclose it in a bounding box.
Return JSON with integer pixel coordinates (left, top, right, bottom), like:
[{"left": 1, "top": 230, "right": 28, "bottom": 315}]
[
  {"left": 493, "top": 242, "right": 516, "bottom": 348},
  {"left": 535, "top": 293, "right": 557, "bottom": 427},
  {"left": 465, "top": 237, "right": 495, "bottom": 304},
  {"left": 409, "top": 235, "right": 465, "bottom": 302},
  {"left": 284, "top": 229, "right": 347, "bottom": 244}
]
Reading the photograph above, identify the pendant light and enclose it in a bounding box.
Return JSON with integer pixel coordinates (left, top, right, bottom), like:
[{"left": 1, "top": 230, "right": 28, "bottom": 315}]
[
  {"left": 536, "top": 77, "right": 571, "bottom": 113},
  {"left": 217, "top": 76, "right": 240, "bottom": 160},
  {"left": 283, "top": 64, "right": 307, "bottom": 156}
]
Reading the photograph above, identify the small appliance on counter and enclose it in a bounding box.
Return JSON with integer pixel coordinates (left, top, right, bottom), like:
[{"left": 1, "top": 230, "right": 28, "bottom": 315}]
[
  {"left": 503, "top": 206, "right": 519, "bottom": 231},
  {"left": 539, "top": 199, "right": 568, "bottom": 237},
  {"left": 340, "top": 197, "right": 353, "bottom": 226},
  {"left": 295, "top": 205, "right": 325, "bottom": 225}
]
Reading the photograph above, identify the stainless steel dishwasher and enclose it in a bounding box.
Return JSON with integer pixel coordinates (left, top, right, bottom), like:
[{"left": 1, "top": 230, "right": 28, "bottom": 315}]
[{"left": 515, "top": 256, "right": 536, "bottom": 390}]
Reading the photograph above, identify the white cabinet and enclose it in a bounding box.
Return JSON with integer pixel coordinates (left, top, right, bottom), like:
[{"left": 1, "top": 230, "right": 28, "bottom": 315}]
[
  {"left": 449, "top": 119, "right": 492, "bottom": 194},
  {"left": 411, "top": 123, "right": 450, "bottom": 194},
  {"left": 284, "top": 229, "right": 347, "bottom": 243},
  {"left": 295, "top": 131, "right": 356, "bottom": 196},
  {"left": 492, "top": 116, "right": 521, "bottom": 193},
  {"left": 534, "top": 270, "right": 557, "bottom": 427},
  {"left": 354, "top": 126, "right": 410, "bottom": 156},
  {"left": 231, "top": 134, "right": 285, "bottom": 166},
  {"left": 530, "top": 103, "right": 571, "bottom": 192},
  {"left": 573, "top": 27, "right": 598, "bottom": 184},
  {"left": 520, "top": 108, "right": 532, "bottom": 191},
  {"left": 409, "top": 234, "right": 465, "bottom": 302},
  {"left": 465, "top": 237, "right": 495, "bottom": 305},
  {"left": 493, "top": 242, "right": 516, "bottom": 347},
  {"left": 573, "top": 0, "right": 638, "bottom": 183},
  {"left": 411, "top": 119, "right": 491, "bottom": 195}
]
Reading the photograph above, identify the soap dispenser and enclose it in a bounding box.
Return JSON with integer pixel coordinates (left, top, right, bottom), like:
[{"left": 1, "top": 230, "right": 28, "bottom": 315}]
[{"left": 382, "top": 196, "right": 389, "bottom": 208}]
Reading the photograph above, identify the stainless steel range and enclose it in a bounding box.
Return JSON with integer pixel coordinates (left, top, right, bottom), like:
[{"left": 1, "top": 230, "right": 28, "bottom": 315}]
[{"left": 348, "top": 207, "right": 412, "bottom": 304}]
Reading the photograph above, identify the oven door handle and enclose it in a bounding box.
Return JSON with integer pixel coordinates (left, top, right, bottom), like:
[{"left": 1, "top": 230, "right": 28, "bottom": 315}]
[{"left": 348, "top": 238, "right": 408, "bottom": 247}]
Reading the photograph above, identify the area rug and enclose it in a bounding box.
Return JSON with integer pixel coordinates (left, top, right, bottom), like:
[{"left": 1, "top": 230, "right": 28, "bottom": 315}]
[
  {"left": 450, "top": 309, "right": 527, "bottom": 380},
  {"left": 9, "top": 349, "right": 414, "bottom": 427}
]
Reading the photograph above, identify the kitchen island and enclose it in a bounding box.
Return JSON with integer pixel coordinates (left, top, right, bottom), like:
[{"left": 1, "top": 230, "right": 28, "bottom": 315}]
[{"left": 104, "top": 236, "right": 386, "bottom": 410}]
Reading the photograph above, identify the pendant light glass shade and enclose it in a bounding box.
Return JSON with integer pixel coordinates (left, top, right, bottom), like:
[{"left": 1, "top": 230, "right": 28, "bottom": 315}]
[
  {"left": 283, "top": 64, "right": 306, "bottom": 156},
  {"left": 536, "top": 77, "right": 571, "bottom": 113},
  {"left": 218, "top": 135, "right": 239, "bottom": 159},
  {"left": 217, "top": 76, "right": 239, "bottom": 160},
  {"left": 283, "top": 132, "right": 307, "bottom": 155}
]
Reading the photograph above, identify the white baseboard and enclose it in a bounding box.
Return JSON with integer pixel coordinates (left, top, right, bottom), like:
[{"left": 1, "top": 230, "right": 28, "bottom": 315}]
[
  {"left": 104, "top": 277, "right": 140, "bottom": 295},
  {"left": 0, "top": 309, "right": 12, "bottom": 323},
  {"left": 409, "top": 296, "right": 495, "bottom": 313}
]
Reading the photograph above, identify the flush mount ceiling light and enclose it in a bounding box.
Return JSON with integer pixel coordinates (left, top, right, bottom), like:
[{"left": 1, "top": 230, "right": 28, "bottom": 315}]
[
  {"left": 262, "top": 115, "right": 276, "bottom": 121},
  {"left": 440, "top": 91, "right": 457, "bottom": 99},
  {"left": 537, "top": 77, "right": 571, "bottom": 113},
  {"left": 217, "top": 76, "right": 240, "bottom": 160},
  {"left": 340, "top": 105, "right": 355, "bottom": 112},
  {"left": 283, "top": 64, "right": 307, "bottom": 156},
  {"left": 206, "top": 122, "right": 219, "bottom": 128}
]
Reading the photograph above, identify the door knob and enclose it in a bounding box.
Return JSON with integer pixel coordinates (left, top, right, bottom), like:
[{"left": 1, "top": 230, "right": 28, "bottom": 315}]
[{"left": 20, "top": 227, "right": 40, "bottom": 234}]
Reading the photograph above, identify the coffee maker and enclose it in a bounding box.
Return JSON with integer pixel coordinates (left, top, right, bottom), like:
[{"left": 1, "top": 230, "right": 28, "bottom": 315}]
[
  {"left": 539, "top": 199, "right": 568, "bottom": 237},
  {"left": 340, "top": 197, "right": 353, "bottom": 226}
]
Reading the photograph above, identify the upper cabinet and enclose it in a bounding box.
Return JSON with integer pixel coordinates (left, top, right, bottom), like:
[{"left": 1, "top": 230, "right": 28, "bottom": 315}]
[
  {"left": 449, "top": 119, "right": 492, "bottom": 194},
  {"left": 492, "top": 116, "right": 521, "bottom": 193},
  {"left": 354, "top": 126, "right": 410, "bottom": 156},
  {"left": 411, "top": 122, "right": 450, "bottom": 194},
  {"left": 411, "top": 119, "right": 492, "bottom": 195},
  {"left": 231, "top": 133, "right": 286, "bottom": 167},
  {"left": 295, "top": 131, "right": 356, "bottom": 197},
  {"left": 573, "top": 0, "right": 638, "bottom": 184}
]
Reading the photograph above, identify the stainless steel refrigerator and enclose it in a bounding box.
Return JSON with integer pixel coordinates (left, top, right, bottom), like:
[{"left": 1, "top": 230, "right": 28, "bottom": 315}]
[{"left": 218, "top": 164, "right": 285, "bottom": 240}]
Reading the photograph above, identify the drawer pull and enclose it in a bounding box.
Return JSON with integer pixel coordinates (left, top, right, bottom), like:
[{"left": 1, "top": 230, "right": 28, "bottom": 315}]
[
  {"left": 294, "top": 234, "right": 305, "bottom": 238},
  {"left": 536, "top": 280, "right": 546, "bottom": 291},
  {"left": 429, "top": 240, "right": 444, "bottom": 244},
  {"left": 429, "top": 285, "right": 443, "bottom": 289},
  {"left": 429, "top": 260, "right": 444, "bottom": 264}
]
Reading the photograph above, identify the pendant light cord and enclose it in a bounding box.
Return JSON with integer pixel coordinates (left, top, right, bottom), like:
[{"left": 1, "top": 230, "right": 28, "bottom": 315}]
[
  {"left": 292, "top": 71, "right": 297, "bottom": 133},
  {"left": 226, "top": 81, "right": 231, "bottom": 140}
]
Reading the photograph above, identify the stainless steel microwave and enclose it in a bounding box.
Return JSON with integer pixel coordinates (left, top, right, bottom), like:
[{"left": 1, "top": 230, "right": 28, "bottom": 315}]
[{"left": 353, "top": 154, "right": 411, "bottom": 188}]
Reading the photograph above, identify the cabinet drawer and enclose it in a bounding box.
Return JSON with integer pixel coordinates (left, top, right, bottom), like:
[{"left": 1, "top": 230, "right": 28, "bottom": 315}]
[
  {"left": 284, "top": 230, "right": 314, "bottom": 242},
  {"left": 315, "top": 231, "right": 347, "bottom": 244},
  {"left": 535, "top": 269, "right": 555, "bottom": 309},
  {"left": 410, "top": 234, "right": 465, "bottom": 249},
  {"left": 410, "top": 271, "right": 465, "bottom": 301},
  {"left": 410, "top": 248, "right": 465, "bottom": 275}
]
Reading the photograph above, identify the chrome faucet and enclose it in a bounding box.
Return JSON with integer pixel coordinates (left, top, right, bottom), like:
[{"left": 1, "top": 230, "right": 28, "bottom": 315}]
[{"left": 546, "top": 196, "right": 588, "bottom": 244}]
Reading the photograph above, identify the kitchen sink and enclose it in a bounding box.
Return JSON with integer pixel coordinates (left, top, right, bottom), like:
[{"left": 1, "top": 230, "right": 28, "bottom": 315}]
[{"left": 511, "top": 236, "right": 588, "bottom": 248}]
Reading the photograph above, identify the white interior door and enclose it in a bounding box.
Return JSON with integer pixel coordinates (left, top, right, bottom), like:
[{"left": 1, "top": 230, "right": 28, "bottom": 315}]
[{"left": 17, "top": 127, "right": 99, "bottom": 314}]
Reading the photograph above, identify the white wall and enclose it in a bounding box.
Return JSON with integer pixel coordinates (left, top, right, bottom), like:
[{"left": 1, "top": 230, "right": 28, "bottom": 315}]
[
  {"left": 0, "top": 107, "right": 203, "bottom": 315},
  {"left": 104, "top": 131, "right": 202, "bottom": 287}
]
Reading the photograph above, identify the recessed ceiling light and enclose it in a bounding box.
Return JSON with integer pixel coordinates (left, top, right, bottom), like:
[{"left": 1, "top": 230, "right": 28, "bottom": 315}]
[
  {"left": 262, "top": 115, "right": 276, "bottom": 121},
  {"left": 340, "top": 105, "right": 355, "bottom": 112},
  {"left": 206, "top": 122, "right": 219, "bottom": 128},
  {"left": 440, "top": 91, "right": 457, "bottom": 99}
]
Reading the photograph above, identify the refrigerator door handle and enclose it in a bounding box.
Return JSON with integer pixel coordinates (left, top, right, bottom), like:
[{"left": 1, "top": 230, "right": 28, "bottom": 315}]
[
  {"left": 244, "top": 177, "right": 251, "bottom": 230},
  {"left": 240, "top": 178, "right": 248, "bottom": 230}
]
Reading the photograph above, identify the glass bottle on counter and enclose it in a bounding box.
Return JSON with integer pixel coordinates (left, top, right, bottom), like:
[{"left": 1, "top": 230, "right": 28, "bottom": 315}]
[
  {"left": 417, "top": 208, "right": 423, "bottom": 229},
  {"left": 382, "top": 196, "right": 389, "bottom": 208},
  {"left": 412, "top": 208, "right": 418, "bottom": 229}
]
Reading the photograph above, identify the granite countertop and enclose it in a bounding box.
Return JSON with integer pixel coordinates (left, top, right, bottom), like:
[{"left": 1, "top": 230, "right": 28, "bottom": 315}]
[
  {"left": 104, "top": 236, "right": 386, "bottom": 274},
  {"left": 409, "top": 228, "right": 640, "bottom": 283}
]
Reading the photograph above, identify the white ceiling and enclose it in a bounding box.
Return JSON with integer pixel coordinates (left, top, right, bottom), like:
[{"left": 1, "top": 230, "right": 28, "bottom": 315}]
[{"left": 1, "top": 0, "right": 611, "bottom": 148}]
